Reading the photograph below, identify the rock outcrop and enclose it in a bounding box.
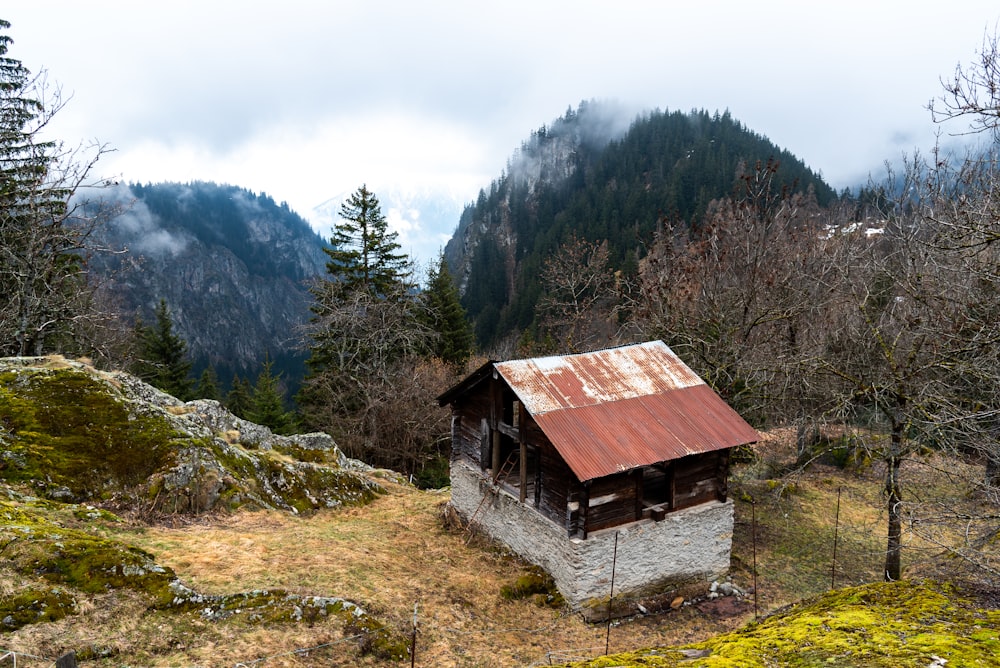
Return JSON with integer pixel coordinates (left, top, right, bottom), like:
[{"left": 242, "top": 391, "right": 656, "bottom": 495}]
[{"left": 0, "top": 355, "right": 383, "bottom": 514}]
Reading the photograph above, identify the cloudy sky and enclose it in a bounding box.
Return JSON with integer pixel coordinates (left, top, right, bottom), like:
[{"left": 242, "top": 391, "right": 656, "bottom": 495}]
[{"left": 5, "top": 2, "right": 1000, "bottom": 266}]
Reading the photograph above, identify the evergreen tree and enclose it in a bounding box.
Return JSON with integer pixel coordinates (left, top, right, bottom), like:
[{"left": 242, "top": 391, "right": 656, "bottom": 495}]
[
  {"left": 245, "top": 354, "right": 296, "bottom": 434},
  {"left": 135, "top": 299, "right": 194, "bottom": 400},
  {"left": 321, "top": 184, "right": 413, "bottom": 298},
  {"left": 195, "top": 366, "right": 220, "bottom": 401},
  {"left": 300, "top": 185, "right": 437, "bottom": 472},
  {"left": 225, "top": 375, "right": 253, "bottom": 419},
  {"left": 421, "top": 252, "right": 474, "bottom": 367},
  {"left": 0, "top": 20, "right": 113, "bottom": 356}
]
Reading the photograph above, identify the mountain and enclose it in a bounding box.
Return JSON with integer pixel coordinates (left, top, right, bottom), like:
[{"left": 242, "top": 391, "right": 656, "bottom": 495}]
[
  {"left": 445, "top": 102, "right": 838, "bottom": 348},
  {"left": 92, "top": 181, "right": 329, "bottom": 387}
]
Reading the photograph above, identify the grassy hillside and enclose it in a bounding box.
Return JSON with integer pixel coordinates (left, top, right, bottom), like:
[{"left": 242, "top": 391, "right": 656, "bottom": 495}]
[{"left": 2, "top": 362, "right": 998, "bottom": 666}]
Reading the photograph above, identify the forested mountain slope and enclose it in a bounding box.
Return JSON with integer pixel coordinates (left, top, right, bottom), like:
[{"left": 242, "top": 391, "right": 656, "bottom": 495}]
[
  {"left": 92, "top": 181, "right": 329, "bottom": 385},
  {"left": 446, "top": 102, "right": 837, "bottom": 347}
]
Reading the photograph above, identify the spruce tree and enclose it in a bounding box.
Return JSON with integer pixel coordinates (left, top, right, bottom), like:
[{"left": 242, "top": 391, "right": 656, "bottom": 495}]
[
  {"left": 421, "top": 252, "right": 474, "bottom": 367},
  {"left": 195, "top": 366, "right": 220, "bottom": 400},
  {"left": 321, "top": 184, "right": 413, "bottom": 298},
  {"left": 300, "top": 185, "right": 436, "bottom": 471},
  {"left": 135, "top": 299, "right": 194, "bottom": 400},
  {"left": 225, "top": 375, "right": 253, "bottom": 419},
  {"left": 245, "top": 354, "right": 296, "bottom": 434}
]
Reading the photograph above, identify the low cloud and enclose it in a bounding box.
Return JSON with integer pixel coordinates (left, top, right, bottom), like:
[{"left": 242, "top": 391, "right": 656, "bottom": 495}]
[{"left": 103, "top": 185, "right": 190, "bottom": 257}]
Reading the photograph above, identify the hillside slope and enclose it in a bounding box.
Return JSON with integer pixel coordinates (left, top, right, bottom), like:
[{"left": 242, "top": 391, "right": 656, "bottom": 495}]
[
  {"left": 91, "top": 181, "right": 329, "bottom": 385},
  {"left": 3, "top": 372, "right": 998, "bottom": 666},
  {"left": 557, "top": 580, "right": 1000, "bottom": 667},
  {"left": 446, "top": 102, "right": 837, "bottom": 347}
]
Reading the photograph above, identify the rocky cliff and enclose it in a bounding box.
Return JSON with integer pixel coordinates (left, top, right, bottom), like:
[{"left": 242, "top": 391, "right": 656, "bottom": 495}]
[{"left": 91, "top": 181, "right": 330, "bottom": 384}]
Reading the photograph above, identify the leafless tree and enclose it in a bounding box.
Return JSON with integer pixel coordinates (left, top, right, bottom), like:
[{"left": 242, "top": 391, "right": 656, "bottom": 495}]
[
  {"left": 631, "top": 151, "right": 1000, "bottom": 582},
  {"left": 298, "top": 285, "right": 457, "bottom": 477},
  {"left": 931, "top": 27, "right": 1000, "bottom": 141},
  {"left": 0, "top": 21, "right": 120, "bottom": 359},
  {"left": 536, "top": 234, "right": 622, "bottom": 353},
  {"left": 793, "top": 149, "right": 1000, "bottom": 582},
  {"left": 633, "top": 159, "right": 825, "bottom": 423}
]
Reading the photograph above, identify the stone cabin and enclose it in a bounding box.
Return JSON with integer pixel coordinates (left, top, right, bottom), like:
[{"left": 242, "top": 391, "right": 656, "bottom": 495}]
[{"left": 437, "top": 340, "right": 759, "bottom": 610}]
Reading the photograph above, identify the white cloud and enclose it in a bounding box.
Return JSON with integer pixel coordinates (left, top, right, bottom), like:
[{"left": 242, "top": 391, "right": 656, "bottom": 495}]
[{"left": 5, "top": 0, "right": 1000, "bottom": 267}]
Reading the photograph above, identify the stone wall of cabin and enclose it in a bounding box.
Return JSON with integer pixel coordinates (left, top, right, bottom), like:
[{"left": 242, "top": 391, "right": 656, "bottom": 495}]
[{"left": 450, "top": 458, "right": 733, "bottom": 609}]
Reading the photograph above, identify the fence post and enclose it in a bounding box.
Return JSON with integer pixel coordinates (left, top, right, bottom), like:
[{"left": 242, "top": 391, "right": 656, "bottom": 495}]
[
  {"left": 410, "top": 602, "right": 418, "bottom": 668},
  {"left": 605, "top": 530, "right": 619, "bottom": 655},
  {"left": 831, "top": 486, "right": 842, "bottom": 590},
  {"left": 751, "top": 498, "right": 758, "bottom": 621}
]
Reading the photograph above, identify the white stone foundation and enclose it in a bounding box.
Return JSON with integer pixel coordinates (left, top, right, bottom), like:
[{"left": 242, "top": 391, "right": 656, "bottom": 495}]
[{"left": 450, "top": 458, "right": 733, "bottom": 609}]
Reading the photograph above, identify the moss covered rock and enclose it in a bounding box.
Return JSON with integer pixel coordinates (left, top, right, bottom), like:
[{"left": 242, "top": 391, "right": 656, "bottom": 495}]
[
  {"left": 556, "top": 580, "right": 1000, "bottom": 667},
  {"left": 0, "top": 356, "right": 383, "bottom": 514},
  {"left": 2, "top": 500, "right": 176, "bottom": 605},
  {"left": 0, "top": 586, "right": 77, "bottom": 631}
]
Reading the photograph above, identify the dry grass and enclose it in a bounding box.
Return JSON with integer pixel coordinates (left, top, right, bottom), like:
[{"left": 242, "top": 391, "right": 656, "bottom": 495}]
[{"left": 3, "top": 433, "right": 998, "bottom": 667}]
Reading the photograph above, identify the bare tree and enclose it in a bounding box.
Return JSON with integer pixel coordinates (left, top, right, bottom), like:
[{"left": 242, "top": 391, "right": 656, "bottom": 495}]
[
  {"left": 0, "top": 20, "right": 118, "bottom": 358},
  {"left": 298, "top": 285, "right": 448, "bottom": 476},
  {"left": 631, "top": 153, "right": 1000, "bottom": 582},
  {"left": 633, "top": 158, "right": 825, "bottom": 423},
  {"left": 925, "top": 26, "right": 1000, "bottom": 491},
  {"left": 931, "top": 27, "right": 1000, "bottom": 141},
  {"left": 794, "top": 150, "right": 1000, "bottom": 582},
  {"left": 536, "top": 234, "right": 621, "bottom": 353}
]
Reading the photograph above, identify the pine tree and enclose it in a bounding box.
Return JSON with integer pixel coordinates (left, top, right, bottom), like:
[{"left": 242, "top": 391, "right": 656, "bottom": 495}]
[
  {"left": 306, "top": 185, "right": 422, "bottom": 374},
  {"left": 135, "top": 299, "right": 194, "bottom": 400},
  {"left": 421, "top": 252, "right": 474, "bottom": 367},
  {"left": 245, "top": 354, "right": 296, "bottom": 434},
  {"left": 321, "top": 184, "right": 413, "bottom": 298},
  {"left": 195, "top": 366, "right": 220, "bottom": 400},
  {"left": 300, "top": 186, "right": 438, "bottom": 470},
  {"left": 225, "top": 375, "right": 253, "bottom": 419}
]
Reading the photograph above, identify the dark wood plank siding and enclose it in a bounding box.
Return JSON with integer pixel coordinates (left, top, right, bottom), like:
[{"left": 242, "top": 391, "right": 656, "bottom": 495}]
[
  {"left": 451, "top": 392, "right": 491, "bottom": 465},
  {"left": 586, "top": 472, "right": 640, "bottom": 533},
  {"left": 673, "top": 450, "right": 728, "bottom": 509},
  {"left": 538, "top": 440, "right": 573, "bottom": 526}
]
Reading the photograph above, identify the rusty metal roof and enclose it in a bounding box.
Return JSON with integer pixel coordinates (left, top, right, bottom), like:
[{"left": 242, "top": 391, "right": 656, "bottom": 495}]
[{"left": 494, "top": 341, "right": 759, "bottom": 482}]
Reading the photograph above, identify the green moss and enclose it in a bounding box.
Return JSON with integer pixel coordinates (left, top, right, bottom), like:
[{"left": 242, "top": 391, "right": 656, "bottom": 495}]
[
  {"left": 555, "top": 580, "right": 1000, "bottom": 668},
  {"left": 167, "top": 588, "right": 408, "bottom": 661},
  {"left": 500, "top": 567, "right": 564, "bottom": 607},
  {"left": 0, "top": 586, "right": 78, "bottom": 630},
  {"left": 2, "top": 500, "right": 177, "bottom": 606},
  {"left": 1, "top": 363, "right": 383, "bottom": 516},
  {"left": 0, "top": 368, "right": 181, "bottom": 499}
]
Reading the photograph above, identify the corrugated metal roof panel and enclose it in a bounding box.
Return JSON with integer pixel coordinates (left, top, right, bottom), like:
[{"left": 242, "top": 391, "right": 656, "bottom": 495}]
[
  {"left": 494, "top": 340, "right": 703, "bottom": 415},
  {"left": 534, "top": 385, "right": 759, "bottom": 481},
  {"left": 495, "top": 341, "right": 759, "bottom": 481}
]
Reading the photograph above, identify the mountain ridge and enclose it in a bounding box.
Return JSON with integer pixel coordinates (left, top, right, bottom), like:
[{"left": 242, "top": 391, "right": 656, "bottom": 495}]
[{"left": 446, "top": 103, "right": 837, "bottom": 347}]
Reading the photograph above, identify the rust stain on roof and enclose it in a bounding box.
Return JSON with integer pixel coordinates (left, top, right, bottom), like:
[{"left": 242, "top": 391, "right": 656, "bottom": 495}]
[
  {"left": 495, "top": 341, "right": 758, "bottom": 481},
  {"left": 495, "top": 340, "right": 703, "bottom": 415}
]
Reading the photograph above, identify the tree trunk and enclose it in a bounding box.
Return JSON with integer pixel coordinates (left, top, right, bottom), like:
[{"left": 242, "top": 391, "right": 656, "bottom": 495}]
[{"left": 883, "top": 426, "right": 903, "bottom": 581}]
